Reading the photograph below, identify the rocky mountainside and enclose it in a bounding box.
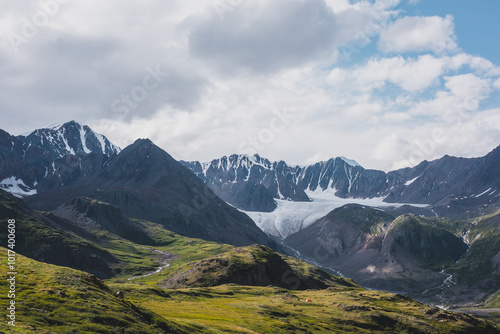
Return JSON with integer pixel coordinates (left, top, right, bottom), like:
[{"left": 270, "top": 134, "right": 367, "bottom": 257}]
[
  {"left": 181, "top": 154, "right": 309, "bottom": 212},
  {"left": 85, "top": 139, "right": 275, "bottom": 247},
  {"left": 52, "top": 197, "right": 155, "bottom": 245},
  {"left": 0, "top": 189, "right": 119, "bottom": 278},
  {"left": 0, "top": 121, "right": 119, "bottom": 197},
  {"left": 0, "top": 122, "right": 276, "bottom": 248},
  {"left": 385, "top": 146, "right": 500, "bottom": 216},
  {"left": 182, "top": 147, "right": 500, "bottom": 216},
  {"left": 284, "top": 204, "right": 500, "bottom": 305}
]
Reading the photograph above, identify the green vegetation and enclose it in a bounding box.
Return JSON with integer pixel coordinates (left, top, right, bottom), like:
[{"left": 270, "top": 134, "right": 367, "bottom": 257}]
[
  {"left": 389, "top": 215, "right": 468, "bottom": 271},
  {"left": 2, "top": 246, "right": 496, "bottom": 333},
  {"left": 106, "top": 219, "right": 234, "bottom": 284},
  {"left": 452, "top": 289, "right": 500, "bottom": 327},
  {"left": 487, "top": 290, "right": 500, "bottom": 308},
  {"left": 0, "top": 247, "right": 192, "bottom": 333},
  {"left": 111, "top": 283, "right": 498, "bottom": 333},
  {"left": 332, "top": 204, "right": 394, "bottom": 235},
  {"left": 1, "top": 192, "right": 499, "bottom": 333},
  {"left": 158, "top": 244, "right": 357, "bottom": 290},
  {"left": 447, "top": 210, "right": 500, "bottom": 285}
]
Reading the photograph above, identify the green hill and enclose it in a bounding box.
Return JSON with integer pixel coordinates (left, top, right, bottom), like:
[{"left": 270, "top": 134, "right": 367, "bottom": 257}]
[
  {"left": 0, "top": 247, "right": 192, "bottom": 333},
  {"left": 159, "top": 244, "right": 356, "bottom": 290}
]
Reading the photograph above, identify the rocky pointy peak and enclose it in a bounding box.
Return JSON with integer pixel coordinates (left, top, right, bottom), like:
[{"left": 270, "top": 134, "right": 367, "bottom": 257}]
[
  {"left": 0, "top": 121, "right": 120, "bottom": 198},
  {"left": 20, "top": 121, "right": 120, "bottom": 158},
  {"left": 180, "top": 154, "right": 310, "bottom": 212},
  {"left": 94, "top": 138, "right": 190, "bottom": 189}
]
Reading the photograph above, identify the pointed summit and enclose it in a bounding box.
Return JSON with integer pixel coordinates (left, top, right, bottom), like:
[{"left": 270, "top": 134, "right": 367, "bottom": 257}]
[{"left": 20, "top": 121, "right": 120, "bottom": 158}]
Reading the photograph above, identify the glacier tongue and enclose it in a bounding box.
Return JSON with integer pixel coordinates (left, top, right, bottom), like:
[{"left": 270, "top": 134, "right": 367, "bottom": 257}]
[{"left": 243, "top": 192, "right": 429, "bottom": 239}]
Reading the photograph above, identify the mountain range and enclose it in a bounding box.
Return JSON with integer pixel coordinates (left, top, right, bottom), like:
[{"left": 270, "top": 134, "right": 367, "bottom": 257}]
[
  {"left": 0, "top": 121, "right": 274, "bottom": 248},
  {"left": 1, "top": 121, "right": 499, "bottom": 332},
  {"left": 181, "top": 148, "right": 500, "bottom": 217}
]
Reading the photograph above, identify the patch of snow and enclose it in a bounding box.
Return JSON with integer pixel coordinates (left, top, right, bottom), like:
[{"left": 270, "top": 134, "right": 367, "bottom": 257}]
[
  {"left": 201, "top": 162, "right": 211, "bottom": 177},
  {"left": 79, "top": 126, "right": 91, "bottom": 154},
  {"left": 404, "top": 175, "right": 421, "bottom": 186},
  {"left": 339, "top": 156, "right": 361, "bottom": 167},
  {"left": 275, "top": 174, "right": 284, "bottom": 199},
  {"left": 58, "top": 131, "right": 75, "bottom": 156},
  {"left": 0, "top": 177, "right": 37, "bottom": 198},
  {"left": 474, "top": 188, "right": 492, "bottom": 198},
  {"left": 92, "top": 130, "right": 108, "bottom": 154}
]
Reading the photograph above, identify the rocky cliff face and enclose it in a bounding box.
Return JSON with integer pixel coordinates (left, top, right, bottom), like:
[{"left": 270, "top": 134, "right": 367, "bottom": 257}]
[{"left": 181, "top": 154, "right": 309, "bottom": 212}]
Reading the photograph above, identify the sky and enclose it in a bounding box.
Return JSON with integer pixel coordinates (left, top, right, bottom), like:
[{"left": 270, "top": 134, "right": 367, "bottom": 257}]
[{"left": 1, "top": 0, "right": 499, "bottom": 171}]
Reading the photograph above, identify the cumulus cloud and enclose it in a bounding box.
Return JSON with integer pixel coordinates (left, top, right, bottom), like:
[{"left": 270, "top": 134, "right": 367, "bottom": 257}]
[
  {"left": 378, "top": 15, "right": 457, "bottom": 53},
  {"left": 494, "top": 77, "right": 500, "bottom": 91},
  {"left": 188, "top": 0, "right": 340, "bottom": 74},
  {"left": 327, "top": 55, "right": 445, "bottom": 92},
  {"left": 188, "top": 0, "right": 399, "bottom": 74},
  {"left": 410, "top": 73, "right": 490, "bottom": 118}
]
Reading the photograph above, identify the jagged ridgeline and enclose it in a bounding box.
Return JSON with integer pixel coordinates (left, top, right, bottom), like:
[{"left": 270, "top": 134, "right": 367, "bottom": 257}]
[{"left": 181, "top": 146, "right": 500, "bottom": 216}]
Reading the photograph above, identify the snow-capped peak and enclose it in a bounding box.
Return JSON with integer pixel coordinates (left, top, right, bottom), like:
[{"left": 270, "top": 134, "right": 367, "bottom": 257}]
[
  {"left": 339, "top": 156, "right": 361, "bottom": 168},
  {"left": 16, "top": 121, "right": 120, "bottom": 159}
]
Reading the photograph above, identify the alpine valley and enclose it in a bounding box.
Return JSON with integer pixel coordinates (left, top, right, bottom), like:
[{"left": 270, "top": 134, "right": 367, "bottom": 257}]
[{"left": 1, "top": 121, "right": 499, "bottom": 333}]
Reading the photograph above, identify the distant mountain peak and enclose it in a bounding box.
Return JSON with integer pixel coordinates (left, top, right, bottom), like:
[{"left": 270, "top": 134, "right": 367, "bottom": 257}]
[
  {"left": 20, "top": 120, "right": 120, "bottom": 158},
  {"left": 0, "top": 121, "right": 121, "bottom": 198},
  {"left": 339, "top": 156, "right": 361, "bottom": 168}
]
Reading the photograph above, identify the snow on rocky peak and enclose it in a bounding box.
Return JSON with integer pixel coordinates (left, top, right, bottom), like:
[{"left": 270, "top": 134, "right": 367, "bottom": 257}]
[
  {"left": 20, "top": 121, "right": 120, "bottom": 158},
  {"left": 339, "top": 156, "right": 361, "bottom": 168}
]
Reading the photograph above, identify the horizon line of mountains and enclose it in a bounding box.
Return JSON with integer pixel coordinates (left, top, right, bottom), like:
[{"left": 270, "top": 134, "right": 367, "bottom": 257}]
[
  {"left": 1, "top": 120, "right": 500, "bottom": 308},
  {"left": 2, "top": 120, "right": 498, "bottom": 218}
]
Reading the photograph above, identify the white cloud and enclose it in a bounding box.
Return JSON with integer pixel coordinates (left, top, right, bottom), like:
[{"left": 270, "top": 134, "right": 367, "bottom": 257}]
[
  {"left": 378, "top": 15, "right": 457, "bottom": 53},
  {"left": 328, "top": 55, "right": 445, "bottom": 92},
  {"left": 188, "top": 0, "right": 340, "bottom": 74},
  {"left": 376, "top": 108, "right": 500, "bottom": 170},
  {"left": 494, "top": 78, "right": 500, "bottom": 91},
  {"left": 410, "top": 73, "right": 490, "bottom": 119}
]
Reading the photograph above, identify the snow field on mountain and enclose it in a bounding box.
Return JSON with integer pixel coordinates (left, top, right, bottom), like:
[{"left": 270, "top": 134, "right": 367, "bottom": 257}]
[{"left": 244, "top": 191, "right": 429, "bottom": 239}]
